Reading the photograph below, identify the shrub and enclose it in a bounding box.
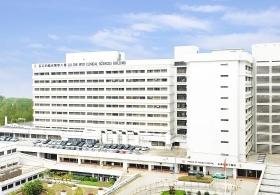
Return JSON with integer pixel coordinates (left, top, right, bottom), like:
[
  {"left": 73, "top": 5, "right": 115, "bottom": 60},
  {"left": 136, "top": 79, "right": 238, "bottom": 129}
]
[
  {"left": 45, "top": 188, "right": 55, "bottom": 195},
  {"left": 187, "top": 191, "right": 191, "bottom": 195},
  {"left": 109, "top": 178, "right": 115, "bottom": 185},
  {"left": 195, "top": 174, "right": 201, "bottom": 179},
  {"left": 90, "top": 177, "right": 98, "bottom": 182},
  {"left": 204, "top": 192, "right": 210, "bottom": 195},
  {"left": 178, "top": 175, "right": 213, "bottom": 183},
  {"left": 21, "top": 180, "right": 43, "bottom": 195},
  {"left": 161, "top": 190, "right": 186, "bottom": 195},
  {"left": 74, "top": 187, "right": 83, "bottom": 195},
  {"left": 196, "top": 190, "right": 201, "bottom": 195}
]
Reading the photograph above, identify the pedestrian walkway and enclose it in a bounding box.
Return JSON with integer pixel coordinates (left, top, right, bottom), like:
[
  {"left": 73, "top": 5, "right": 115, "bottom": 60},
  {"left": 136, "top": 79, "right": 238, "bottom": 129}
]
[{"left": 116, "top": 168, "right": 259, "bottom": 195}]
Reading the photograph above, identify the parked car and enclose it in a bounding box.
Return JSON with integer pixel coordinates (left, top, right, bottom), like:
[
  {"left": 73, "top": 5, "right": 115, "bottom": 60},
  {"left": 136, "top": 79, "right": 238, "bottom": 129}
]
[
  {"left": 111, "top": 144, "right": 118, "bottom": 149},
  {"left": 128, "top": 146, "right": 135, "bottom": 150},
  {"left": 123, "top": 144, "right": 131, "bottom": 150},
  {"left": 212, "top": 173, "right": 228, "bottom": 179},
  {"left": 42, "top": 139, "right": 51, "bottom": 144},
  {"left": 105, "top": 144, "right": 112, "bottom": 149},
  {"left": 87, "top": 143, "right": 94, "bottom": 148},
  {"left": 0, "top": 136, "right": 7, "bottom": 141},
  {"left": 78, "top": 142, "right": 85, "bottom": 147},
  {"left": 10, "top": 137, "right": 19, "bottom": 142},
  {"left": 5, "top": 137, "right": 12, "bottom": 141},
  {"left": 117, "top": 144, "right": 124, "bottom": 149},
  {"left": 94, "top": 143, "right": 100, "bottom": 148},
  {"left": 33, "top": 139, "right": 41, "bottom": 144},
  {"left": 188, "top": 170, "right": 204, "bottom": 177},
  {"left": 141, "top": 147, "right": 150, "bottom": 151}
]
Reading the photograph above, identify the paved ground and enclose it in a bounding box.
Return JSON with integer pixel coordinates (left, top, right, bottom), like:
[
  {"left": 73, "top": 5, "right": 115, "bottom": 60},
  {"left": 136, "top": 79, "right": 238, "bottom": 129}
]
[{"left": 113, "top": 166, "right": 259, "bottom": 195}]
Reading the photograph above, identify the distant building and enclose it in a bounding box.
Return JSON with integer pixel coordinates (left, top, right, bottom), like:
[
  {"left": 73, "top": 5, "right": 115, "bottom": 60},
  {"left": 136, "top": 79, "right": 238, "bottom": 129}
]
[{"left": 253, "top": 43, "right": 280, "bottom": 153}]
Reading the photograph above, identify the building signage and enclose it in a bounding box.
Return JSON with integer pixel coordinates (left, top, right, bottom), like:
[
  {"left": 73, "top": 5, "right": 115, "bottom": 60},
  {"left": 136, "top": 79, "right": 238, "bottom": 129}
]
[{"left": 35, "top": 61, "right": 126, "bottom": 68}]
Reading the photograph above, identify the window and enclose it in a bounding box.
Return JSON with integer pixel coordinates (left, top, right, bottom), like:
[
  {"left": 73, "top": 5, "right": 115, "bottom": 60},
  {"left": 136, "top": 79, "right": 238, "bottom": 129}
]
[
  {"left": 221, "top": 119, "right": 229, "bottom": 121},
  {"left": 177, "top": 85, "right": 187, "bottom": 91},
  {"left": 221, "top": 97, "right": 228, "bottom": 99},
  {"left": 177, "top": 129, "right": 187, "bottom": 134},
  {"left": 221, "top": 75, "right": 228, "bottom": 77},
  {"left": 221, "top": 108, "right": 229, "bottom": 110},
  {"left": 221, "top": 141, "right": 229, "bottom": 143},
  {"left": 221, "top": 64, "right": 228, "bottom": 66},
  {"left": 221, "top": 130, "right": 229, "bottom": 132},
  {"left": 177, "top": 67, "right": 186, "bottom": 73},
  {"left": 221, "top": 86, "right": 228, "bottom": 88}
]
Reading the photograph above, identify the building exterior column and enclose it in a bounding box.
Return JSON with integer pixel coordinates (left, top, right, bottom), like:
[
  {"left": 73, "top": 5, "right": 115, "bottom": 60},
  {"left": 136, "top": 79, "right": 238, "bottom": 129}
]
[
  {"left": 123, "top": 162, "right": 128, "bottom": 170},
  {"left": 78, "top": 157, "right": 81, "bottom": 165},
  {"left": 37, "top": 152, "right": 40, "bottom": 158},
  {"left": 190, "top": 165, "right": 193, "bottom": 170},
  {"left": 232, "top": 168, "right": 237, "bottom": 179},
  {"left": 100, "top": 160, "right": 103, "bottom": 167},
  {"left": 148, "top": 164, "right": 153, "bottom": 171},
  {"left": 57, "top": 155, "right": 60, "bottom": 163},
  {"left": 203, "top": 166, "right": 206, "bottom": 176}
]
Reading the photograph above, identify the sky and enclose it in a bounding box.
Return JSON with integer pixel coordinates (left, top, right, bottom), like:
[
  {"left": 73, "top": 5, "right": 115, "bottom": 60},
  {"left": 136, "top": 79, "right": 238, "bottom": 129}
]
[{"left": 0, "top": 0, "right": 280, "bottom": 98}]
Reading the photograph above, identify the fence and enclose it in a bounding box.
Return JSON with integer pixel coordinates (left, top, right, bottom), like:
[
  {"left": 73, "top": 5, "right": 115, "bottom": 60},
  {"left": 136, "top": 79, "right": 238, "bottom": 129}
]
[{"left": 103, "top": 173, "right": 141, "bottom": 195}]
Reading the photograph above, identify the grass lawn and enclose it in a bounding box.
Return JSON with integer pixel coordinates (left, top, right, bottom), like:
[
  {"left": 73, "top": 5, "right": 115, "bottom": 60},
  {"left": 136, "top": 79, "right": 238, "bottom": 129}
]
[
  {"left": 178, "top": 175, "right": 213, "bottom": 183},
  {"left": 43, "top": 183, "right": 98, "bottom": 195},
  {"left": 77, "top": 180, "right": 113, "bottom": 187},
  {"left": 161, "top": 190, "right": 186, "bottom": 195}
]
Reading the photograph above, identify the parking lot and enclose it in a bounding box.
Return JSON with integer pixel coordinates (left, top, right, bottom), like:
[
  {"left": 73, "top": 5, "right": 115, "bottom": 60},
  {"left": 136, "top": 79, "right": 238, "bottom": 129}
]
[{"left": 30, "top": 139, "right": 153, "bottom": 155}]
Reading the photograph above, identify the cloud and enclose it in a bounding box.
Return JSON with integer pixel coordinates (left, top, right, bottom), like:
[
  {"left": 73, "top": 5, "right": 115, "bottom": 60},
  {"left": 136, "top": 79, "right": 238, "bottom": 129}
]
[
  {"left": 184, "top": 29, "right": 280, "bottom": 52},
  {"left": 48, "top": 34, "right": 59, "bottom": 40},
  {"left": 27, "top": 44, "right": 43, "bottom": 48},
  {"left": 123, "top": 13, "right": 211, "bottom": 32},
  {"left": 57, "top": 46, "right": 83, "bottom": 53},
  {"left": 178, "top": 4, "right": 226, "bottom": 12},
  {"left": 222, "top": 8, "right": 280, "bottom": 27},
  {"left": 0, "top": 71, "right": 17, "bottom": 79},
  {"left": 86, "top": 29, "right": 140, "bottom": 50}
]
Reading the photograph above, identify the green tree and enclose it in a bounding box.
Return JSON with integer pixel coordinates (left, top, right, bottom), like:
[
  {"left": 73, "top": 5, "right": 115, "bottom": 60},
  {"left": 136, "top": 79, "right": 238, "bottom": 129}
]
[
  {"left": 74, "top": 187, "right": 84, "bottom": 195},
  {"left": 21, "top": 180, "right": 43, "bottom": 195}
]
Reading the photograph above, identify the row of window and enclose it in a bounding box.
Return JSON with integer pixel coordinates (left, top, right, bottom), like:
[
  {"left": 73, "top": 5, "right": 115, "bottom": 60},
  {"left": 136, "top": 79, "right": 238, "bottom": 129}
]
[
  {"left": 34, "top": 69, "right": 168, "bottom": 76},
  {"left": 257, "top": 76, "right": 280, "bottom": 83},
  {"left": 34, "top": 103, "right": 169, "bottom": 109},
  {"left": 257, "top": 86, "right": 280, "bottom": 93},
  {"left": 34, "top": 78, "right": 169, "bottom": 83},
  {"left": 257, "top": 115, "right": 280, "bottom": 123},
  {"left": 257, "top": 95, "right": 280, "bottom": 103},
  {"left": 35, "top": 87, "right": 168, "bottom": 92},
  {"left": 35, "top": 118, "right": 168, "bottom": 126},
  {"left": 257, "top": 66, "right": 280, "bottom": 74},
  {"left": 36, "top": 111, "right": 168, "bottom": 118},
  {"left": 257, "top": 105, "right": 280, "bottom": 113},
  {"left": 34, "top": 95, "right": 169, "bottom": 100}
]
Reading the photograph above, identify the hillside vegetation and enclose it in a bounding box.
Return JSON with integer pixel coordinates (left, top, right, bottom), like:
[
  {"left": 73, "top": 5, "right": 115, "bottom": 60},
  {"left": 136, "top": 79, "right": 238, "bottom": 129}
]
[{"left": 0, "top": 95, "right": 33, "bottom": 125}]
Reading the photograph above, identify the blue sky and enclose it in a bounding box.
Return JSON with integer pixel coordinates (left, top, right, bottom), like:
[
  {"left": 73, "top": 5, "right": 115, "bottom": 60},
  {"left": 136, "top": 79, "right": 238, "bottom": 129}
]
[{"left": 0, "top": 0, "right": 280, "bottom": 98}]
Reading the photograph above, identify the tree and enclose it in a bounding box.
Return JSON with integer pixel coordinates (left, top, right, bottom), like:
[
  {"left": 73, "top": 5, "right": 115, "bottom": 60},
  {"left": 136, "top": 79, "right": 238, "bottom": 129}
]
[
  {"left": 74, "top": 187, "right": 83, "bottom": 195},
  {"left": 21, "top": 180, "right": 43, "bottom": 195}
]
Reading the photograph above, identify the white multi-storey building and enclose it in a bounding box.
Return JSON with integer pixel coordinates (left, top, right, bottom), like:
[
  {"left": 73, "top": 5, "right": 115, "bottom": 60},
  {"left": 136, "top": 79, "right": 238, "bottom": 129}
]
[
  {"left": 32, "top": 46, "right": 254, "bottom": 166},
  {"left": 33, "top": 51, "right": 177, "bottom": 149},
  {"left": 174, "top": 47, "right": 253, "bottom": 167},
  {"left": 253, "top": 43, "right": 280, "bottom": 154}
]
